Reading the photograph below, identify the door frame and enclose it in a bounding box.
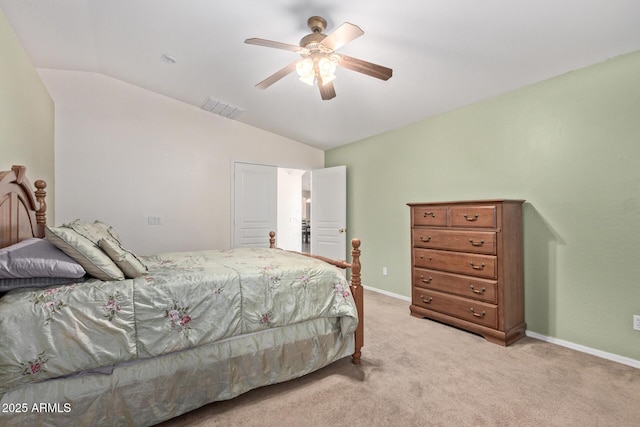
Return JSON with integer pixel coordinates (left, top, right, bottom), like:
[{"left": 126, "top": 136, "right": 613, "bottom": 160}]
[{"left": 230, "top": 160, "right": 313, "bottom": 248}]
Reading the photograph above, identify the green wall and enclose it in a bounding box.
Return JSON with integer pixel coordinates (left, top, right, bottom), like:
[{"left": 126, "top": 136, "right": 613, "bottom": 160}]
[
  {"left": 326, "top": 50, "right": 640, "bottom": 362},
  {"left": 0, "top": 9, "right": 55, "bottom": 222}
]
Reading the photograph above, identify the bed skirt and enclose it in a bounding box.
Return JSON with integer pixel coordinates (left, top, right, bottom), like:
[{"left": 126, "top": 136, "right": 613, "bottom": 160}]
[{"left": 1, "top": 317, "right": 354, "bottom": 427}]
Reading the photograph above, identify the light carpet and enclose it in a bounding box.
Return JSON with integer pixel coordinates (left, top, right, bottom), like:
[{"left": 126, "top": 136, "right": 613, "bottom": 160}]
[{"left": 158, "top": 290, "right": 640, "bottom": 426}]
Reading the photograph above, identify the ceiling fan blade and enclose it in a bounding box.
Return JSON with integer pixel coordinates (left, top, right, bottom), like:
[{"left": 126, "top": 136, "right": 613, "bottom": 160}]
[
  {"left": 338, "top": 54, "right": 393, "bottom": 81},
  {"left": 318, "top": 81, "right": 336, "bottom": 100},
  {"left": 314, "top": 62, "right": 336, "bottom": 100},
  {"left": 245, "top": 38, "right": 305, "bottom": 53},
  {"left": 255, "top": 61, "right": 298, "bottom": 90},
  {"left": 320, "top": 22, "right": 364, "bottom": 52}
]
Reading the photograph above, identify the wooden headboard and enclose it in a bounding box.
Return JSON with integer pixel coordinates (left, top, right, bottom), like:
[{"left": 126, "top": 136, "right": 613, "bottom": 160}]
[{"left": 0, "top": 165, "right": 47, "bottom": 249}]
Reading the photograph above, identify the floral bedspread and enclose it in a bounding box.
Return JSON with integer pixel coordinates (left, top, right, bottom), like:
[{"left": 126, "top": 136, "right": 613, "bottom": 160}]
[{"left": 0, "top": 248, "right": 358, "bottom": 395}]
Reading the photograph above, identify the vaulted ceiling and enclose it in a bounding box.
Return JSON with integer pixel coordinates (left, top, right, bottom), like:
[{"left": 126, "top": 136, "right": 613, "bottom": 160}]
[{"left": 2, "top": 1, "right": 640, "bottom": 149}]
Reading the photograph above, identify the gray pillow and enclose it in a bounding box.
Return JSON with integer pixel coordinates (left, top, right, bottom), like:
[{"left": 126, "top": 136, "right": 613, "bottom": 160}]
[
  {"left": 0, "top": 238, "right": 86, "bottom": 279},
  {"left": 0, "top": 276, "right": 86, "bottom": 293}
]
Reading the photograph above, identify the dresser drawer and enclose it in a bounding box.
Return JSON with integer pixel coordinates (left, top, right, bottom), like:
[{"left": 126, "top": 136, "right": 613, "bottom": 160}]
[
  {"left": 412, "top": 288, "right": 498, "bottom": 329},
  {"left": 412, "top": 206, "right": 448, "bottom": 226},
  {"left": 413, "top": 268, "right": 497, "bottom": 303},
  {"left": 412, "top": 228, "right": 496, "bottom": 255},
  {"left": 414, "top": 248, "right": 497, "bottom": 279},
  {"left": 449, "top": 205, "right": 497, "bottom": 228}
]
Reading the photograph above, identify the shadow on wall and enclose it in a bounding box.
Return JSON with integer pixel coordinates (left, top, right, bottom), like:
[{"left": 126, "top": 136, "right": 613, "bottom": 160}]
[{"left": 522, "top": 203, "right": 565, "bottom": 337}]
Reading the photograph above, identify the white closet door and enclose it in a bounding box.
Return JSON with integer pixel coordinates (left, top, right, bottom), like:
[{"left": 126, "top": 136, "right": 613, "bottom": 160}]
[{"left": 233, "top": 162, "right": 277, "bottom": 248}]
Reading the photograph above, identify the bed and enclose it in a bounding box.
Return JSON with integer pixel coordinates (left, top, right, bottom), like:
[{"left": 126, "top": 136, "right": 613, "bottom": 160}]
[{"left": 0, "top": 165, "right": 364, "bottom": 426}]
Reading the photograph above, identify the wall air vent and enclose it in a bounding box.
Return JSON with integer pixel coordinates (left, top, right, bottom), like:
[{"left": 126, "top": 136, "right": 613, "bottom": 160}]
[{"left": 201, "top": 97, "right": 244, "bottom": 120}]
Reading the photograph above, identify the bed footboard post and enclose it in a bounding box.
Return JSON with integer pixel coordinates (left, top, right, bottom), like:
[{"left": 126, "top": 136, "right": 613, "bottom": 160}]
[
  {"left": 269, "top": 231, "right": 276, "bottom": 248},
  {"left": 350, "top": 238, "right": 363, "bottom": 365}
]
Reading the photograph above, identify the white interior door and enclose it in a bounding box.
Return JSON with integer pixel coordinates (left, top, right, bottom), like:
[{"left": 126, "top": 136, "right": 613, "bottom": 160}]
[
  {"left": 233, "top": 162, "right": 277, "bottom": 247},
  {"left": 311, "top": 165, "right": 347, "bottom": 260}
]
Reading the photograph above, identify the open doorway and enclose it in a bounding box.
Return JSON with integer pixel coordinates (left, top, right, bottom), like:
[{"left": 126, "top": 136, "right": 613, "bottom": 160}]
[
  {"left": 233, "top": 162, "right": 345, "bottom": 260},
  {"left": 301, "top": 171, "right": 311, "bottom": 253},
  {"left": 276, "top": 168, "right": 311, "bottom": 254}
]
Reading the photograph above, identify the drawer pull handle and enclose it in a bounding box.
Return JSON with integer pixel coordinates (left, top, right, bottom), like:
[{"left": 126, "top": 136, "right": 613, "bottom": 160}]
[
  {"left": 470, "top": 285, "right": 486, "bottom": 294},
  {"left": 420, "top": 275, "right": 433, "bottom": 283},
  {"left": 423, "top": 212, "right": 436, "bottom": 218},
  {"left": 463, "top": 213, "right": 479, "bottom": 221},
  {"left": 420, "top": 295, "right": 433, "bottom": 304},
  {"left": 420, "top": 235, "right": 432, "bottom": 242},
  {"left": 469, "top": 239, "right": 484, "bottom": 246},
  {"left": 470, "top": 262, "right": 485, "bottom": 270},
  {"left": 470, "top": 308, "right": 486, "bottom": 318},
  {"left": 419, "top": 256, "right": 433, "bottom": 261}
]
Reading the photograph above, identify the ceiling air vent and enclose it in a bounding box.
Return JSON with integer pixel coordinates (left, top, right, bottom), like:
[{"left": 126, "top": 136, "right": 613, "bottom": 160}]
[{"left": 201, "top": 97, "right": 244, "bottom": 119}]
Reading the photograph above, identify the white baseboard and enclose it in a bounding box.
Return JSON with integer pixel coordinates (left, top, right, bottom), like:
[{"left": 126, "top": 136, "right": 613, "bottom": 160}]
[
  {"left": 364, "top": 285, "right": 411, "bottom": 302},
  {"left": 365, "top": 285, "right": 640, "bottom": 370},
  {"left": 525, "top": 331, "right": 640, "bottom": 369}
]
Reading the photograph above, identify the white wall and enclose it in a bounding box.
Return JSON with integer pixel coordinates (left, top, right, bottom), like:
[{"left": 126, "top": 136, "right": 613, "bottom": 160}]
[
  {"left": 0, "top": 10, "right": 55, "bottom": 222},
  {"left": 38, "top": 69, "right": 324, "bottom": 255}
]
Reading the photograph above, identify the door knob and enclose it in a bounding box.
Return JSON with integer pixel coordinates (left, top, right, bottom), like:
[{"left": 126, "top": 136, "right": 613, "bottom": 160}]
[{"left": 338, "top": 228, "right": 346, "bottom": 233}]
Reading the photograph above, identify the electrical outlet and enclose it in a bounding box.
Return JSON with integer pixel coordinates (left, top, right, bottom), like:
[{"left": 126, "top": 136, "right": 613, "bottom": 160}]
[
  {"left": 634, "top": 315, "right": 640, "bottom": 331},
  {"left": 147, "top": 216, "right": 162, "bottom": 226},
  {"left": 382, "top": 267, "right": 388, "bottom": 276}
]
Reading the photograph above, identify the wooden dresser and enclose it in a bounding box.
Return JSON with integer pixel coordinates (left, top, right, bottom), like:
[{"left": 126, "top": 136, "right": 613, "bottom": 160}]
[{"left": 408, "top": 200, "right": 525, "bottom": 346}]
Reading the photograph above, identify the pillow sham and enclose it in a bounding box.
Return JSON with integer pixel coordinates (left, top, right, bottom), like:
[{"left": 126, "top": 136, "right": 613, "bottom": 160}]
[
  {"left": 45, "top": 227, "right": 125, "bottom": 281},
  {"left": 92, "top": 220, "right": 123, "bottom": 245},
  {"left": 65, "top": 219, "right": 123, "bottom": 246},
  {"left": 0, "top": 238, "right": 86, "bottom": 279},
  {"left": 98, "top": 238, "right": 148, "bottom": 279}
]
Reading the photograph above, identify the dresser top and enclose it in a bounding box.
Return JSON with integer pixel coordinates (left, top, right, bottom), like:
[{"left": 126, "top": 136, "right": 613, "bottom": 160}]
[{"left": 407, "top": 199, "right": 525, "bottom": 207}]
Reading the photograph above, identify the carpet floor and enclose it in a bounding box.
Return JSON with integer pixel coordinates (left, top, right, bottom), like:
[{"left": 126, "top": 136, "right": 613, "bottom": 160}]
[{"left": 158, "top": 289, "right": 640, "bottom": 427}]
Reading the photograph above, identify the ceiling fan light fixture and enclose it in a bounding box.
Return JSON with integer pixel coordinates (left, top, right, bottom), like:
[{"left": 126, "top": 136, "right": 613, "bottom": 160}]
[
  {"left": 318, "top": 54, "right": 339, "bottom": 85},
  {"left": 299, "top": 73, "right": 315, "bottom": 86},
  {"left": 319, "top": 73, "right": 335, "bottom": 86},
  {"left": 296, "top": 57, "right": 315, "bottom": 85},
  {"left": 245, "top": 16, "right": 392, "bottom": 99}
]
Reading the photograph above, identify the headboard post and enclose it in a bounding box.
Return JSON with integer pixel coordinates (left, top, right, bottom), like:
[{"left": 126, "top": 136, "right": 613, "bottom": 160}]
[
  {"left": 34, "top": 179, "right": 47, "bottom": 237},
  {"left": 0, "top": 165, "right": 48, "bottom": 247}
]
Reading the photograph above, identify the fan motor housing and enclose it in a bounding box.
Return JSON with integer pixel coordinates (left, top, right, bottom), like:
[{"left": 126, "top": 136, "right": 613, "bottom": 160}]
[
  {"left": 300, "top": 16, "right": 329, "bottom": 50},
  {"left": 300, "top": 32, "right": 326, "bottom": 49},
  {"left": 307, "top": 16, "right": 327, "bottom": 33}
]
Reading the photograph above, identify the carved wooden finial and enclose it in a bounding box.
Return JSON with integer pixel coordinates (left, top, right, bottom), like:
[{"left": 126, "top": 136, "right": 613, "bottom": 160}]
[
  {"left": 351, "top": 238, "right": 361, "bottom": 250},
  {"left": 350, "top": 238, "right": 362, "bottom": 288},
  {"left": 349, "top": 237, "right": 363, "bottom": 365},
  {"left": 34, "top": 179, "right": 47, "bottom": 236},
  {"left": 269, "top": 231, "right": 276, "bottom": 248}
]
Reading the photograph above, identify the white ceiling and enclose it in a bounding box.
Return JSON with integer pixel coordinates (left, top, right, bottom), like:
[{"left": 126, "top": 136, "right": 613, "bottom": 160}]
[{"left": 2, "top": 1, "right": 640, "bottom": 150}]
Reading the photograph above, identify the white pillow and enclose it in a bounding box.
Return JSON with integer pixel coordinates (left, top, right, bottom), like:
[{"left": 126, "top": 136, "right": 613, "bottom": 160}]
[
  {"left": 45, "top": 227, "right": 125, "bottom": 281},
  {"left": 0, "top": 238, "right": 86, "bottom": 279},
  {"left": 64, "top": 219, "right": 122, "bottom": 245},
  {"left": 98, "top": 238, "right": 148, "bottom": 279}
]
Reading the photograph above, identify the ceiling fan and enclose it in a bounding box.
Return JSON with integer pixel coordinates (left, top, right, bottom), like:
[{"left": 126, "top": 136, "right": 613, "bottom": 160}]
[{"left": 245, "top": 16, "right": 393, "bottom": 100}]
